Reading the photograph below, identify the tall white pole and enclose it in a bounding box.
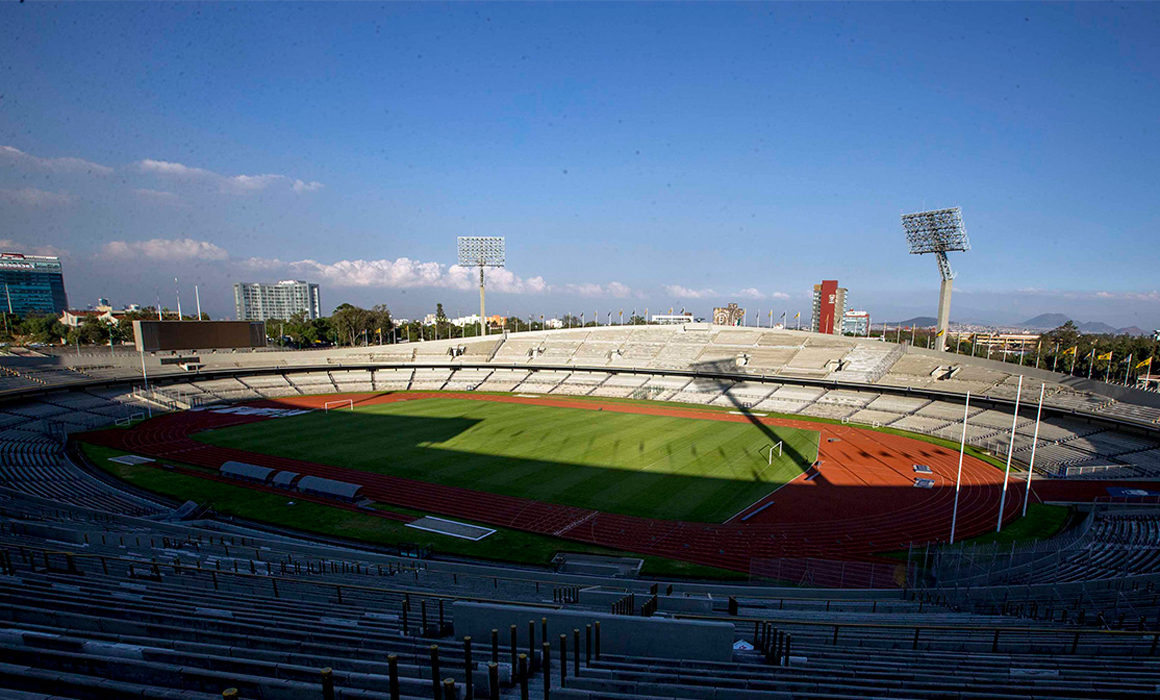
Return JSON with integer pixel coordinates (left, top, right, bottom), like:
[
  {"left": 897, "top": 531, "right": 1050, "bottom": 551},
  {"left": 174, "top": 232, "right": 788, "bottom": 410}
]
[
  {"left": 1021, "top": 383, "right": 1045, "bottom": 517},
  {"left": 195, "top": 285, "right": 202, "bottom": 320},
  {"left": 140, "top": 346, "right": 149, "bottom": 390},
  {"left": 996, "top": 374, "right": 1023, "bottom": 532},
  {"left": 950, "top": 391, "right": 971, "bottom": 544},
  {"left": 479, "top": 265, "right": 486, "bottom": 338},
  {"left": 175, "top": 278, "right": 182, "bottom": 319}
]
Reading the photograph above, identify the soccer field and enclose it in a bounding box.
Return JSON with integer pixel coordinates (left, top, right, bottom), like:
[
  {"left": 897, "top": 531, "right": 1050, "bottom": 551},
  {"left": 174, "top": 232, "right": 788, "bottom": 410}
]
[{"left": 194, "top": 397, "right": 820, "bottom": 522}]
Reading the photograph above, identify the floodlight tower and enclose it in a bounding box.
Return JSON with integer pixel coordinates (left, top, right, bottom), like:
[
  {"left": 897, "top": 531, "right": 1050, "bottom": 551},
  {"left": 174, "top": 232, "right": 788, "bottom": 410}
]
[
  {"left": 457, "top": 236, "right": 505, "bottom": 337},
  {"left": 901, "top": 207, "right": 970, "bottom": 352}
]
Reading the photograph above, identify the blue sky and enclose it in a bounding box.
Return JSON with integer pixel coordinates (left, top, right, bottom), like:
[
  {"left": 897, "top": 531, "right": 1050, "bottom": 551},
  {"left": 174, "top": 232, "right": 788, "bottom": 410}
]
[{"left": 2, "top": 2, "right": 1158, "bottom": 328}]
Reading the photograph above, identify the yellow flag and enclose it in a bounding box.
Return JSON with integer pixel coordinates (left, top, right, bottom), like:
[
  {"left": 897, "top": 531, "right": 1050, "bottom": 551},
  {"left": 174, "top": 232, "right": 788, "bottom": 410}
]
[
  {"left": 1139, "top": 357, "right": 1153, "bottom": 369},
  {"left": 936, "top": 328, "right": 945, "bottom": 337},
  {"left": 1097, "top": 351, "right": 1113, "bottom": 361},
  {"left": 1061, "top": 346, "right": 1077, "bottom": 356},
  {"left": 794, "top": 312, "right": 801, "bottom": 319}
]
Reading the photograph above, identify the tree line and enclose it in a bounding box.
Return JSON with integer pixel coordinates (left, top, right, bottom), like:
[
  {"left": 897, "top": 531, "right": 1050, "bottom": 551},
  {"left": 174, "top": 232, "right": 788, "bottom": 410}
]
[{"left": 2, "top": 308, "right": 208, "bottom": 347}]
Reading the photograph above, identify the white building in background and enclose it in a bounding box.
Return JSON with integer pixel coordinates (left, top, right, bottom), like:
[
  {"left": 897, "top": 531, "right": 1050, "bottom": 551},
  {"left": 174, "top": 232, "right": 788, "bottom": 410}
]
[
  {"left": 450, "top": 314, "right": 481, "bottom": 327},
  {"left": 842, "top": 310, "right": 871, "bottom": 336},
  {"left": 234, "top": 280, "right": 321, "bottom": 321},
  {"left": 545, "top": 318, "right": 565, "bottom": 329},
  {"left": 651, "top": 313, "right": 696, "bottom": 325}
]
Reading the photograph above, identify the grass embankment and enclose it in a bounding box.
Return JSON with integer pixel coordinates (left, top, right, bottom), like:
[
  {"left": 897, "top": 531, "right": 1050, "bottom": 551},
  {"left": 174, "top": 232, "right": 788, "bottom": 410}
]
[
  {"left": 951, "top": 503, "right": 1073, "bottom": 547},
  {"left": 878, "top": 503, "right": 1073, "bottom": 561},
  {"left": 81, "top": 442, "right": 746, "bottom": 581}
]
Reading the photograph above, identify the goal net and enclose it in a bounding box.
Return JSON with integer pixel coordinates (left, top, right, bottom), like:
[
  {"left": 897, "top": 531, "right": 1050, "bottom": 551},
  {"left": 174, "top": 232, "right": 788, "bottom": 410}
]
[{"left": 324, "top": 399, "right": 354, "bottom": 412}]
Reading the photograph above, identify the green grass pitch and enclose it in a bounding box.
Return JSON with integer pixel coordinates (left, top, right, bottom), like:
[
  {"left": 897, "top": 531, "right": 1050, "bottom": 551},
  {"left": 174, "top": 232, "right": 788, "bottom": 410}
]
[{"left": 194, "top": 397, "right": 820, "bottom": 522}]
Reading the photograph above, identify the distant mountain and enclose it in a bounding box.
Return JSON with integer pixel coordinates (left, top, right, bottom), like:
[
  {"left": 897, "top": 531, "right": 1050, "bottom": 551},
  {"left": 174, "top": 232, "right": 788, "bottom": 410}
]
[
  {"left": 1077, "top": 321, "right": 1120, "bottom": 335},
  {"left": 1021, "top": 313, "right": 1071, "bottom": 329},
  {"left": 891, "top": 316, "right": 938, "bottom": 327},
  {"left": 1013, "top": 313, "right": 1144, "bottom": 335}
]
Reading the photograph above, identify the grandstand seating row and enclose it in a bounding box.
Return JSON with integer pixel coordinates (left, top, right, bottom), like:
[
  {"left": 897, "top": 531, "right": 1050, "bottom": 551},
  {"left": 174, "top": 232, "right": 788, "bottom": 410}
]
[
  {"left": 2, "top": 482, "right": 1160, "bottom": 700},
  {"left": 11, "top": 325, "right": 1160, "bottom": 430},
  {"left": 0, "top": 345, "right": 1159, "bottom": 698}
]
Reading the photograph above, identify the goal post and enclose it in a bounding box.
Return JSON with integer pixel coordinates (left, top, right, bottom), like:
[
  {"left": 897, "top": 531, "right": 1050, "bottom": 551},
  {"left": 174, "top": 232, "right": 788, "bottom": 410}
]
[
  {"left": 324, "top": 399, "right": 354, "bottom": 412},
  {"left": 766, "top": 442, "right": 783, "bottom": 465}
]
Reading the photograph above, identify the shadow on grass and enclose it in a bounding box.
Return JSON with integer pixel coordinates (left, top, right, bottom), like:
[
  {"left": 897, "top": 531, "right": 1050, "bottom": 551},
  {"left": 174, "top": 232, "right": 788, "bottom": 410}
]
[{"left": 190, "top": 402, "right": 814, "bottom": 522}]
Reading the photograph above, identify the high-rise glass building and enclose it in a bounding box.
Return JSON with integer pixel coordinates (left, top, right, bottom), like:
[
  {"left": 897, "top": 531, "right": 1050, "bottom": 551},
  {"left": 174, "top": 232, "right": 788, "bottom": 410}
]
[
  {"left": 0, "top": 253, "right": 68, "bottom": 316},
  {"left": 234, "top": 280, "right": 321, "bottom": 321}
]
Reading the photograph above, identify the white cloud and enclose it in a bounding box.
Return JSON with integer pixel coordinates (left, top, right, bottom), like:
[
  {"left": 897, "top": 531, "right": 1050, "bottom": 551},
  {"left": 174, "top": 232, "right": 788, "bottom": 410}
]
[
  {"left": 559, "top": 281, "right": 634, "bottom": 298},
  {"left": 1010, "top": 287, "right": 1160, "bottom": 303},
  {"left": 135, "top": 159, "right": 216, "bottom": 178},
  {"left": 564, "top": 283, "right": 606, "bottom": 298},
  {"left": 229, "top": 174, "right": 286, "bottom": 191},
  {"left": 606, "top": 282, "right": 633, "bottom": 298},
  {"left": 664, "top": 284, "right": 717, "bottom": 299},
  {"left": 735, "top": 288, "right": 766, "bottom": 300},
  {"left": 293, "top": 179, "right": 324, "bottom": 193},
  {"left": 288, "top": 257, "right": 471, "bottom": 290},
  {"left": 0, "top": 145, "right": 114, "bottom": 176},
  {"left": 772, "top": 291, "right": 791, "bottom": 300},
  {"left": 0, "top": 239, "right": 68, "bottom": 257},
  {"left": 240, "top": 254, "right": 614, "bottom": 297},
  {"left": 0, "top": 187, "right": 75, "bottom": 208},
  {"left": 132, "top": 189, "right": 185, "bottom": 206},
  {"left": 103, "top": 238, "right": 229, "bottom": 261},
  {"left": 483, "top": 267, "right": 551, "bottom": 294},
  {"left": 1120, "top": 291, "right": 1160, "bottom": 302},
  {"left": 135, "top": 158, "right": 322, "bottom": 195},
  {"left": 239, "top": 256, "right": 287, "bottom": 271},
  {"left": 287, "top": 257, "right": 558, "bottom": 295}
]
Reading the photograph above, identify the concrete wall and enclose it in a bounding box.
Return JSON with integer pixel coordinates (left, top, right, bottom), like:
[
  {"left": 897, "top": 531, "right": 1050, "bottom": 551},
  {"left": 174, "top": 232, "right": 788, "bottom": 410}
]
[
  {"left": 577, "top": 588, "right": 715, "bottom": 614},
  {"left": 452, "top": 602, "right": 735, "bottom": 662}
]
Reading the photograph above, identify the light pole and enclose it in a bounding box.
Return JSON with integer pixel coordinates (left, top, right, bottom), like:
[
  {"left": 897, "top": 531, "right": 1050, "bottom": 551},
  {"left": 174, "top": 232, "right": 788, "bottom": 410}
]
[
  {"left": 901, "top": 207, "right": 970, "bottom": 352},
  {"left": 457, "top": 236, "right": 505, "bottom": 339},
  {"left": 1021, "top": 384, "right": 1045, "bottom": 517},
  {"left": 996, "top": 375, "right": 1024, "bottom": 533},
  {"left": 950, "top": 391, "right": 971, "bottom": 544}
]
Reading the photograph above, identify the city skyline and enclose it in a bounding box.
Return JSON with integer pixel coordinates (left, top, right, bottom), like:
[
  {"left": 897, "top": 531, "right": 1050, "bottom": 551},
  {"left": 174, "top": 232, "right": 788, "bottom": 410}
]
[{"left": 2, "top": 3, "right": 1158, "bottom": 328}]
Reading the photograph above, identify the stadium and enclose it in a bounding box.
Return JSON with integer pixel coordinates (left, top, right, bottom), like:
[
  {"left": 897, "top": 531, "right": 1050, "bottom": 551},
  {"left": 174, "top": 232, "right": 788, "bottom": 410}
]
[
  {"left": 3, "top": 321, "right": 1160, "bottom": 699},
  {"left": 5, "top": 3, "right": 1160, "bottom": 698}
]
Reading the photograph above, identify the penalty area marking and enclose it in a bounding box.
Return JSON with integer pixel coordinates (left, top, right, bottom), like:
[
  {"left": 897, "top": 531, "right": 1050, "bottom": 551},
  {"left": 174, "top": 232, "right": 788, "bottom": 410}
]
[
  {"left": 108, "top": 455, "right": 154, "bottom": 466},
  {"left": 405, "top": 516, "right": 496, "bottom": 541},
  {"left": 722, "top": 441, "right": 794, "bottom": 524}
]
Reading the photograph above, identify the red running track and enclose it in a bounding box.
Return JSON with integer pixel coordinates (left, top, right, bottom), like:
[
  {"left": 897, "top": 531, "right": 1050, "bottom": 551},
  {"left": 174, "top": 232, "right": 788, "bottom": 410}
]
[{"left": 77, "top": 392, "right": 1147, "bottom": 574}]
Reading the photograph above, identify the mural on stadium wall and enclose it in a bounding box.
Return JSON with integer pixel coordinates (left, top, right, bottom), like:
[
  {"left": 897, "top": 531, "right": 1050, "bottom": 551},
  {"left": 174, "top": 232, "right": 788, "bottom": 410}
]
[{"left": 713, "top": 303, "right": 745, "bottom": 326}]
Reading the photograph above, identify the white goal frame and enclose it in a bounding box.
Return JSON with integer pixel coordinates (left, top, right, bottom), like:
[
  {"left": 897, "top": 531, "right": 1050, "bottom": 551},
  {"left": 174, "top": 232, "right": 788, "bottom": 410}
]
[
  {"left": 766, "top": 442, "right": 783, "bottom": 465},
  {"left": 324, "top": 399, "right": 354, "bottom": 412}
]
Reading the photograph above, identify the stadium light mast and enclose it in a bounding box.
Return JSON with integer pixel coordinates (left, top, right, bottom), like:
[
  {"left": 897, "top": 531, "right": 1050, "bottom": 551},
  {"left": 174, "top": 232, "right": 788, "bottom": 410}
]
[
  {"left": 457, "top": 236, "right": 505, "bottom": 337},
  {"left": 901, "top": 207, "right": 970, "bottom": 352}
]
